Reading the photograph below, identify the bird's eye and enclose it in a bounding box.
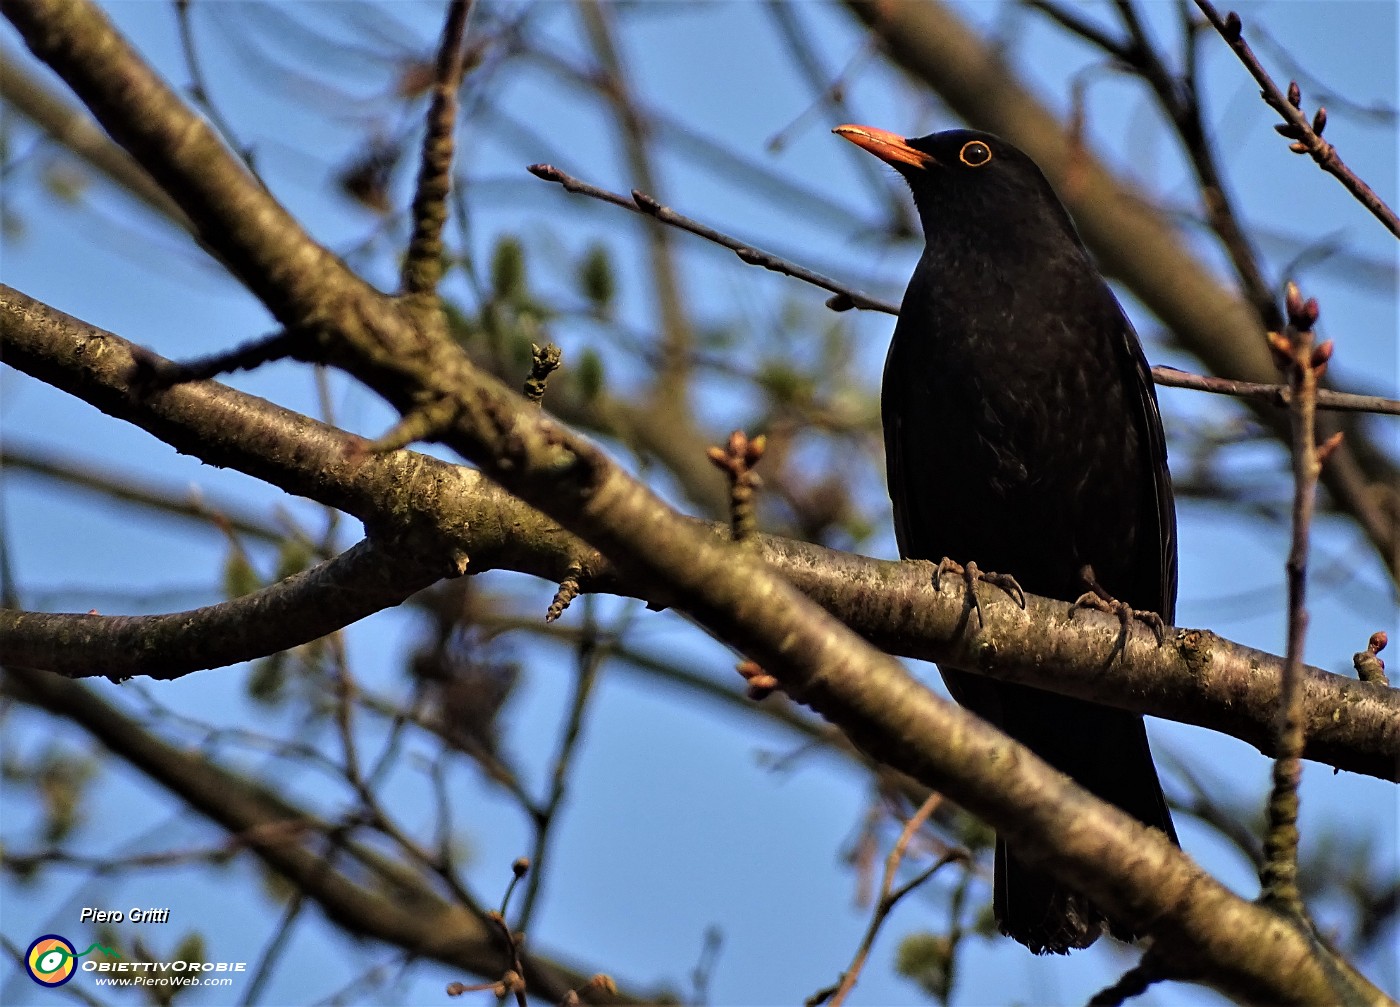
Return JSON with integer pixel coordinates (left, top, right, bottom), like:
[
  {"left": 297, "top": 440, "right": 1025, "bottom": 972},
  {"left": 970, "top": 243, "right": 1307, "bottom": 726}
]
[{"left": 959, "top": 141, "right": 992, "bottom": 167}]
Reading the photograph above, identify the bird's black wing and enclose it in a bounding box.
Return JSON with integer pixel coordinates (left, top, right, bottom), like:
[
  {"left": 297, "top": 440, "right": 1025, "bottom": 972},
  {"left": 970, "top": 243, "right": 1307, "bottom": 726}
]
[{"left": 1113, "top": 301, "right": 1177, "bottom": 624}]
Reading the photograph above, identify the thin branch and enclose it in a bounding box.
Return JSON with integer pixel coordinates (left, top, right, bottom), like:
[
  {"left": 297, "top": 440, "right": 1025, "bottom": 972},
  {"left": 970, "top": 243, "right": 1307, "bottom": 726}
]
[
  {"left": 528, "top": 162, "right": 898, "bottom": 315},
  {"left": 1150, "top": 366, "right": 1400, "bottom": 415},
  {"left": 1024, "top": 1, "right": 1130, "bottom": 60},
  {"left": 1109, "top": 0, "right": 1282, "bottom": 331},
  {"left": 762, "top": 2, "right": 907, "bottom": 227},
  {"left": 402, "top": 0, "right": 473, "bottom": 296},
  {"left": 516, "top": 596, "right": 611, "bottom": 931},
  {"left": 0, "top": 443, "right": 287, "bottom": 543},
  {"left": 530, "top": 163, "right": 1398, "bottom": 417},
  {"left": 1193, "top": 0, "right": 1400, "bottom": 238},
  {"left": 1258, "top": 286, "right": 1325, "bottom": 915},
  {"left": 819, "top": 794, "right": 961, "bottom": 1007},
  {"left": 173, "top": 0, "right": 257, "bottom": 177},
  {"left": 0, "top": 40, "right": 190, "bottom": 227}
]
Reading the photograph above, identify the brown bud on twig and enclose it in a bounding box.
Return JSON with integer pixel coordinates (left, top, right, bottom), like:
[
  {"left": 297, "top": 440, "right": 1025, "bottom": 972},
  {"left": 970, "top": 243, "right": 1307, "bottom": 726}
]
[
  {"left": 737, "top": 659, "right": 781, "bottom": 700},
  {"left": 579, "top": 975, "right": 618, "bottom": 998},
  {"left": 709, "top": 430, "right": 766, "bottom": 543},
  {"left": 1312, "top": 107, "right": 1328, "bottom": 135},
  {"left": 1287, "top": 80, "right": 1302, "bottom": 107},
  {"left": 1284, "top": 280, "right": 1304, "bottom": 320},
  {"left": 1310, "top": 339, "right": 1334, "bottom": 374},
  {"left": 1273, "top": 122, "right": 1305, "bottom": 140},
  {"left": 631, "top": 189, "right": 662, "bottom": 215},
  {"left": 1300, "top": 297, "right": 1320, "bottom": 330},
  {"left": 1316, "top": 430, "right": 1345, "bottom": 466},
  {"left": 1223, "top": 11, "right": 1243, "bottom": 42},
  {"left": 546, "top": 563, "right": 583, "bottom": 623},
  {"left": 1266, "top": 330, "right": 1295, "bottom": 372},
  {"left": 1289, "top": 141, "right": 1309, "bottom": 154},
  {"left": 1282, "top": 281, "right": 1319, "bottom": 330},
  {"left": 512, "top": 856, "right": 531, "bottom": 878},
  {"left": 1353, "top": 631, "right": 1390, "bottom": 686}
]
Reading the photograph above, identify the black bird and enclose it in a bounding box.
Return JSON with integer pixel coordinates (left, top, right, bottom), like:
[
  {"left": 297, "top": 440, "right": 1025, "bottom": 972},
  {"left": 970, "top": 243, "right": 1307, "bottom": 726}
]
[{"left": 834, "top": 124, "right": 1178, "bottom": 955}]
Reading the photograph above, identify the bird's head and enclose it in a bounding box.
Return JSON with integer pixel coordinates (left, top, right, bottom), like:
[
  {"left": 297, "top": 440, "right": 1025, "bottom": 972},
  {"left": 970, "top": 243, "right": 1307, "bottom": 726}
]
[{"left": 833, "top": 125, "right": 1081, "bottom": 249}]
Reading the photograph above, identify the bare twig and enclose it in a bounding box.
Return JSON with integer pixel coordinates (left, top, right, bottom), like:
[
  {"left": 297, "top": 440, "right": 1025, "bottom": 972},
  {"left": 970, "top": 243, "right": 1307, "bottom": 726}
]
[
  {"left": 1194, "top": 1, "right": 1400, "bottom": 238},
  {"left": 0, "top": 444, "right": 286, "bottom": 543},
  {"left": 526, "top": 162, "right": 899, "bottom": 314},
  {"left": 1089, "top": 953, "right": 1168, "bottom": 1006},
  {"left": 814, "top": 795, "right": 961, "bottom": 1007},
  {"left": 762, "top": 3, "right": 906, "bottom": 225},
  {"left": 530, "top": 164, "right": 1398, "bottom": 417},
  {"left": 1042, "top": 0, "right": 1282, "bottom": 331},
  {"left": 517, "top": 597, "right": 611, "bottom": 930},
  {"left": 1150, "top": 365, "right": 1400, "bottom": 415},
  {"left": 1258, "top": 282, "right": 1326, "bottom": 916},
  {"left": 130, "top": 330, "right": 295, "bottom": 390}
]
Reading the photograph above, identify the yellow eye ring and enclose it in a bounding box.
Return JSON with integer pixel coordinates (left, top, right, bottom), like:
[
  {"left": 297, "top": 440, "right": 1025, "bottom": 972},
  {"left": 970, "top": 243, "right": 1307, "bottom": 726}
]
[{"left": 959, "top": 141, "right": 992, "bottom": 167}]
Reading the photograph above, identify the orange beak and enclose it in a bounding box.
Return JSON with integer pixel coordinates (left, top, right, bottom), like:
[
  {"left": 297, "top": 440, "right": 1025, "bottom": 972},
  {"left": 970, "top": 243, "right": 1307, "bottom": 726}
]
[{"left": 832, "top": 124, "right": 937, "bottom": 169}]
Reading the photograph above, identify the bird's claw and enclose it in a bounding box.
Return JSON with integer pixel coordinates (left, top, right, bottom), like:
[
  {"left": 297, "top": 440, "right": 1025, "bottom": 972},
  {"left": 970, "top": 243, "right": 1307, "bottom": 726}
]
[
  {"left": 935, "top": 557, "right": 1027, "bottom": 615},
  {"left": 1070, "top": 565, "right": 1166, "bottom": 645}
]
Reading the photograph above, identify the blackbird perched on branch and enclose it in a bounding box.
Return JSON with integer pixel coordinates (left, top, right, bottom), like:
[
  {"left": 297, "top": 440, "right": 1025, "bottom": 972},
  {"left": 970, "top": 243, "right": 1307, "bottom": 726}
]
[{"left": 835, "top": 124, "right": 1178, "bottom": 955}]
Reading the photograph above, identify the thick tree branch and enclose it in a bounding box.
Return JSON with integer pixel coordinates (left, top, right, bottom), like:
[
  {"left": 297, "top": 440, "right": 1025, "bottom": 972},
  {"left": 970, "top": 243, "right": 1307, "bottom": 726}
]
[{"left": 3, "top": 286, "right": 1394, "bottom": 782}]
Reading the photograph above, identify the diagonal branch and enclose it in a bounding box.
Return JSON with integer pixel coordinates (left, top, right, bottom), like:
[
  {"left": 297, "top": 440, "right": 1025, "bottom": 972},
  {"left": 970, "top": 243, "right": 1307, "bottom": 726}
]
[
  {"left": 528, "top": 162, "right": 900, "bottom": 314},
  {"left": 1193, "top": 0, "right": 1400, "bottom": 238},
  {"left": 3, "top": 286, "right": 1395, "bottom": 781},
  {"left": 0, "top": 39, "right": 190, "bottom": 228}
]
